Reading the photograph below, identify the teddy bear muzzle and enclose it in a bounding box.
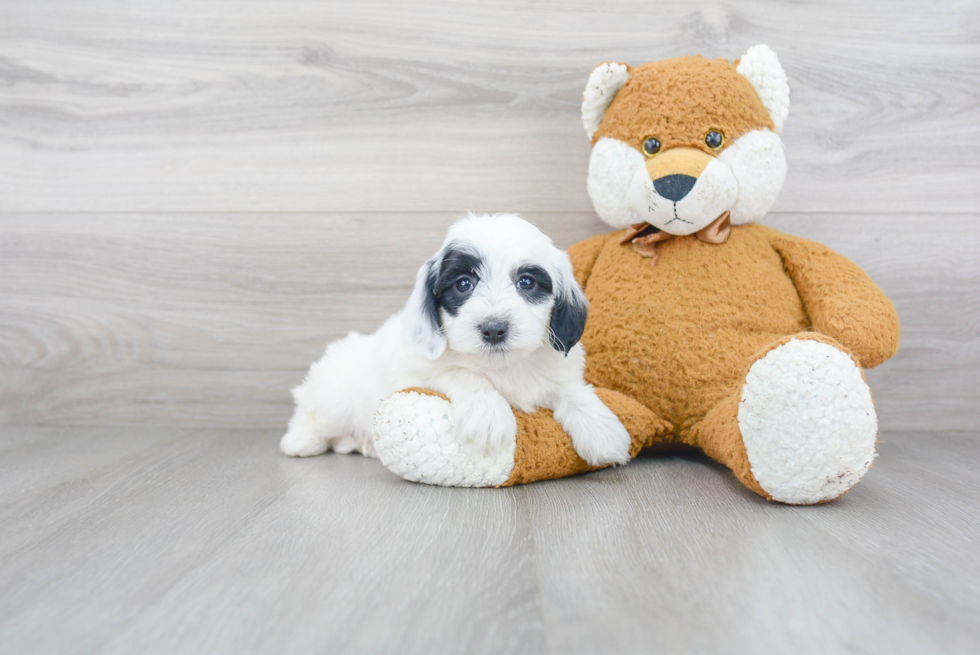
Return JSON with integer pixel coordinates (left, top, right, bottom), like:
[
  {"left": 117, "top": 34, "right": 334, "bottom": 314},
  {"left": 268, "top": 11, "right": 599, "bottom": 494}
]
[{"left": 627, "top": 146, "right": 738, "bottom": 237}]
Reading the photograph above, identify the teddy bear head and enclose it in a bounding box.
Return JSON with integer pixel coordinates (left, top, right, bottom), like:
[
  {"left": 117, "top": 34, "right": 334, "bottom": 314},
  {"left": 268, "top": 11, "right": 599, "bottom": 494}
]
[{"left": 582, "top": 45, "right": 790, "bottom": 235}]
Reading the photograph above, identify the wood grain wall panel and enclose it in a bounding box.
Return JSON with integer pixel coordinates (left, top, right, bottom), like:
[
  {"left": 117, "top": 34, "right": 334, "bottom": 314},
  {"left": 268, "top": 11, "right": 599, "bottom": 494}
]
[
  {"left": 1, "top": 213, "right": 975, "bottom": 431},
  {"left": 1, "top": 1, "right": 978, "bottom": 212},
  {"left": 1, "top": 0, "right": 976, "bottom": 431}
]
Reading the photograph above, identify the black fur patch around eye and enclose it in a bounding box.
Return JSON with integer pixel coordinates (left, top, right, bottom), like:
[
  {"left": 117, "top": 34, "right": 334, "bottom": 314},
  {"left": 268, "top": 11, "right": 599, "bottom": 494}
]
[
  {"left": 514, "top": 265, "right": 553, "bottom": 304},
  {"left": 433, "top": 247, "right": 482, "bottom": 317}
]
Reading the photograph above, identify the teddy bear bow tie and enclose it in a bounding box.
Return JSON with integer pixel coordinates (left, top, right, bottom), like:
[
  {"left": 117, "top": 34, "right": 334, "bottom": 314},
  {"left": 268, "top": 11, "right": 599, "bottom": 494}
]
[{"left": 619, "top": 211, "right": 732, "bottom": 264}]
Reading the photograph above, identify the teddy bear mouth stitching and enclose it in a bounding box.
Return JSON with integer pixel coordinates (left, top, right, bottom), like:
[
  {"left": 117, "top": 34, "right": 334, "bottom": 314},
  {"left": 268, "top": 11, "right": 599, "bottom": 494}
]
[
  {"left": 664, "top": 203, "right": 694, "bottom": 225},
  {"left": 643, "top": 181, "right": 695, "bottom": 226}
]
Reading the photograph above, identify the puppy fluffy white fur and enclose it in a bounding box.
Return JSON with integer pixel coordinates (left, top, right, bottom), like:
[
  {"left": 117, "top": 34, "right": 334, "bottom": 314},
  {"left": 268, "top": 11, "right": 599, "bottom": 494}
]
[{"left": 281, "top": 213, "right": 630, "bottom": 467}]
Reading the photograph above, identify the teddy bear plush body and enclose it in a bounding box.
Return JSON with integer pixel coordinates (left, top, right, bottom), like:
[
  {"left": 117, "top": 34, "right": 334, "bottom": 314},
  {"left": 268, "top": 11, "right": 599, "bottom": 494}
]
[{"left": 373, "top": 46, "right": 900, "bottom": 504}]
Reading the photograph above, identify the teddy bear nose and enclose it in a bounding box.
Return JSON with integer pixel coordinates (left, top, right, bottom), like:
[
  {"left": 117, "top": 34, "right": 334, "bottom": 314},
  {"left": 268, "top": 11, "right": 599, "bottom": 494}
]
[{"left": 653, "top": 174, "right": 697, "bottom": 202}]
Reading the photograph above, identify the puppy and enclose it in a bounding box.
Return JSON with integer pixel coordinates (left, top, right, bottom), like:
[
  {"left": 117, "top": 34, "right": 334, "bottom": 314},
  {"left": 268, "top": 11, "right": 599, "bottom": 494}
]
[{"left": 280, "top": 213, "right": 631, "bottom": 467}]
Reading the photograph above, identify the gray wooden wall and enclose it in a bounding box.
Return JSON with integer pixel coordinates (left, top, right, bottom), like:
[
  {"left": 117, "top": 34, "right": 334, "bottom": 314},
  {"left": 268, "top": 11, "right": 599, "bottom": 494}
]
[{"left": 1, "top": 1, "right": 977, "bottom": 432}]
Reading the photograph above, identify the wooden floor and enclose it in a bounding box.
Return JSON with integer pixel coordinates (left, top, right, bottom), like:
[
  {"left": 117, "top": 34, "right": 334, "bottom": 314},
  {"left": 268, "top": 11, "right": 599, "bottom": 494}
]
[{"left": 1, "top": 427, "right": 977, "bottom": 654}]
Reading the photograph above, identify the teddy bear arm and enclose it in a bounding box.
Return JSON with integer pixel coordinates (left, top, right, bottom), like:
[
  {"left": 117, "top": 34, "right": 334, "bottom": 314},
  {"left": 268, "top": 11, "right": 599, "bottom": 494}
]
[
  {"left": 374, "top": 386, "right": 672, "bottom": 487},
  {"left": 566, "top": 232, "right": 614, "bottom": 288},
  {"left": 502, "top": 387, "right": 673, "bottom": 486},
  {"left": 769, "top": 233, "right": 900, "bottom": 368}
]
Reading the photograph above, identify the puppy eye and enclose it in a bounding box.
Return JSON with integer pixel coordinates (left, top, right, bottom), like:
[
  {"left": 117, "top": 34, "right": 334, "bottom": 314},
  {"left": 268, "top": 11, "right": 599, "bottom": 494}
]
[
  {"left": 705, "top": 130, "right": 724, "bottom": 150},
  {"left": 642, "top": 137, "right": 661, "bottom": 157},
  {"left": 455, "top": 277, "right": 474, "bottom": 293},
  {"left": 517, "top": 276, "right": 535, "bottom": 291}
]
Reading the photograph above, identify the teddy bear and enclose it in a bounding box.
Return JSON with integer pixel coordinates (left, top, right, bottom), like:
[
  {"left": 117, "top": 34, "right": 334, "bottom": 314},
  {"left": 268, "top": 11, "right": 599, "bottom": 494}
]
[{"left": 371, "top": 45, "right": 901, "bottom": 505}]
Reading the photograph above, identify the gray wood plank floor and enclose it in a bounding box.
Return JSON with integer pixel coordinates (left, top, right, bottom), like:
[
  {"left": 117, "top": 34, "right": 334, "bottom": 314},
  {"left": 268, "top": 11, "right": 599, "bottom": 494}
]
[{"left": 1, "top": 427, "right": 977, "bottom": 654}]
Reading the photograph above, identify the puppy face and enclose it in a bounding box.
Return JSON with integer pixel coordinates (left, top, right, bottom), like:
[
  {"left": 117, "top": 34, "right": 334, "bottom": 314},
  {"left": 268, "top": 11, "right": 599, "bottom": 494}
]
[{"left": 404, "top": 213, "right": 588, "bottom": 365}]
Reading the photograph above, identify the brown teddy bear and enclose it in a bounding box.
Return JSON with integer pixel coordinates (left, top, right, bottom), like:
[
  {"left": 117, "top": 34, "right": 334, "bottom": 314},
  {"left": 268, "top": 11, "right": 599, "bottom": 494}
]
[{"left": 373, "top": 45, "right": 900, "bottom": 504}]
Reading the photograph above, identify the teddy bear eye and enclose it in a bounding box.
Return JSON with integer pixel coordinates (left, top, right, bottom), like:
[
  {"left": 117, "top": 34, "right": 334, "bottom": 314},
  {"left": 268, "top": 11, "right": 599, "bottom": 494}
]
[
  {"left": 642, "top": 137, "right": 661, "bottom": 157},
  {"left": 705, "top": 130, "right": 724, "bottom": 150}
]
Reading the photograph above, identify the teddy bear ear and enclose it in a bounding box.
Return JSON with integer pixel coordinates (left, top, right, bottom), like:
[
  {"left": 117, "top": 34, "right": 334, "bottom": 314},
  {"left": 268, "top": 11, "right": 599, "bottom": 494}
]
[
  {"left": 736, "top": 45, "right": 790, "bottom": 133},
  {"left": 581, "top": 62, "right": 631, "bottom": 140}
]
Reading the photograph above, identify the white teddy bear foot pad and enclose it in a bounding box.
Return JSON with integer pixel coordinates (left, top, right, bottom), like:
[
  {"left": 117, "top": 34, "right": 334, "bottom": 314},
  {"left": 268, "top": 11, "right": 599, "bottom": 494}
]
[
  {"left": 737, "top": 339, "right": 878, "bottom": 504},
  {"left": 373, "top": 391, "right": 515, "bottom": 487}
]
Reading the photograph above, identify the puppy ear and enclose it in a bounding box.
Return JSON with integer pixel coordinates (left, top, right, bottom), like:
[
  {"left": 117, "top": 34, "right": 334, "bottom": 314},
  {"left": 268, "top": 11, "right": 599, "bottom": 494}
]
[
  {"left": 582, "top": 62, "right": 631, "bottom": 140},
  {"left": 549, "top": 252, "right": 589, "bottom": 355},
  {"left": 403, "top": 255, "right": 447, "bottom": 360}
]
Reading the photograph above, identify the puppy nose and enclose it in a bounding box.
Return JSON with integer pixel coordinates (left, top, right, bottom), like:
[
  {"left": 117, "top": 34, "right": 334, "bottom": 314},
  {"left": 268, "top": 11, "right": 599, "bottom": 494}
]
[
  {"left": 653, "top": 174, "right": 697, "bottom": 202},
  {"left": 479, "top": 319, "right": 509, "bottom": 345}
]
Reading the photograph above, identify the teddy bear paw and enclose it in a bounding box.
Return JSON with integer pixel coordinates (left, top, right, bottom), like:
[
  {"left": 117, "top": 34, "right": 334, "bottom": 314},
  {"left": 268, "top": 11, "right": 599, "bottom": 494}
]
[
  {"left": 737, "top": 339, "right": 878, "bottom": 504},
  {"left": 372, "top": 391, "right": 516, "bottom": 487}
]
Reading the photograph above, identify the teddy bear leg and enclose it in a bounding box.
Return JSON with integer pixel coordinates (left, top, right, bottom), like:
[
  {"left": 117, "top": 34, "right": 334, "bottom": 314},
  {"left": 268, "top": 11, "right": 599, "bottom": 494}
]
[
  {"left": 373, "top": 387, "right": 672, "bottom": 487},
  {"left": 691, "top": 334, "right": 878, "bottom": 504}
]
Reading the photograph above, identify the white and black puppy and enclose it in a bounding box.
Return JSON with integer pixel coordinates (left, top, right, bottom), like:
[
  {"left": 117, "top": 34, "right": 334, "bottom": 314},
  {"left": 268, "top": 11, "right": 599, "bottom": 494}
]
[{"left": 280, "top": 213, "right": 630, "bottom": 467}]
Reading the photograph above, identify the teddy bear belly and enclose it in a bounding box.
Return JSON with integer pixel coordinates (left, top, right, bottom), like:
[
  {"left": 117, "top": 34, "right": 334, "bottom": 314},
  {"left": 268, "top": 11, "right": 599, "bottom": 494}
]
[{"left": 580, "top": 229, "right": 810, "bottom": 436}]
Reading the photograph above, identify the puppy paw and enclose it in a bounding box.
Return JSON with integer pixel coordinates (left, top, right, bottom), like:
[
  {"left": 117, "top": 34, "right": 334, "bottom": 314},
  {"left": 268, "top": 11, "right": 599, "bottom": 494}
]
[
  {"left": 280, "top": 426, "right": 330, "bottom": 457},
  {"left": 453, "top": 391, "right": 518, "bottom": 454},
  {"left": 557, "top": 400, "right": 631, "bottom": 467}
]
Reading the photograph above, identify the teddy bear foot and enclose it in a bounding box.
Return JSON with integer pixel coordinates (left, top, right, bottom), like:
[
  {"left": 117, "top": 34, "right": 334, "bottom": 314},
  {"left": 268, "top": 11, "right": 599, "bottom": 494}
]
[
  {"left": 737, "top": 339, "right": 879, "bottom": 504},
  {"left": 373, "top": 390, "right": 515, "bottom": 487}
]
